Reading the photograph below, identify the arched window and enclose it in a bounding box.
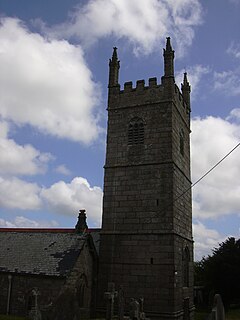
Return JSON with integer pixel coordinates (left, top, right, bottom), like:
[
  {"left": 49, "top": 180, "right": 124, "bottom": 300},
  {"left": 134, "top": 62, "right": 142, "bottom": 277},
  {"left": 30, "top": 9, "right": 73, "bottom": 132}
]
[
  {"left": 183, "top": 247, "right": 190, "bottom": 287},
  {"left": 128, "top": 118, "right": 144, "bottom": 145},
  {"left": 180, "top": 129, "right": 184, "bottom": 156}
]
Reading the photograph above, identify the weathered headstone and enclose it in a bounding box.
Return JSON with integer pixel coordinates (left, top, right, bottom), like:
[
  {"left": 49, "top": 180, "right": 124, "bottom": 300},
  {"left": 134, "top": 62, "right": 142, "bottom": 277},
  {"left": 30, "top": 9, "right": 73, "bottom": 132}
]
[
  {"left": 118, "top": 286, "right": 125, "bottom": 320},
  {"left": 210, "top": 294, "right": 225, "bottom": 320},
  {"left": 129, "top": 298, "right": 140, "bottom": 320},
  {"left": 138, "top": 298, "right": 148, "bottom": 320},
  {"left": 104, "top": 282, "right": 118, "bottom": 320},
  {"left": 28, "top": 289, "right": 42, "bottom": 320}
]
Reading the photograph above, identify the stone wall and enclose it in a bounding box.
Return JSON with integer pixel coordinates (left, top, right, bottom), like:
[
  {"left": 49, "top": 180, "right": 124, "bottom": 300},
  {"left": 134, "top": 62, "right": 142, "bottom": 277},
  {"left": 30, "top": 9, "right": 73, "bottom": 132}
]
[{"left": 0, "top": 272, "right": 64, "bottom": 317}]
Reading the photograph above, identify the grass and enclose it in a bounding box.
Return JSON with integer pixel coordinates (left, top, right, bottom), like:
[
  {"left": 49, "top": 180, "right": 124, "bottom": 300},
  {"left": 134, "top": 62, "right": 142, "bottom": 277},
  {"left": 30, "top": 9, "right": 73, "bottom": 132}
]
[
  {"left": 226, "top": 308, "right": 240, "bottom": 320},
  {"left": 194, "top": 308, "right": 240, "bottom": 320}
]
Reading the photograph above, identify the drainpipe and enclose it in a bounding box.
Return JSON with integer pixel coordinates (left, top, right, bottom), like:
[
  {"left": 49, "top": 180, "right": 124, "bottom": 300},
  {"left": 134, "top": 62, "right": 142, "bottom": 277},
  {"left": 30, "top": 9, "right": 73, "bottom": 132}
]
[{"left": 7, "top": 274, "right": 12, "bottom": 315}]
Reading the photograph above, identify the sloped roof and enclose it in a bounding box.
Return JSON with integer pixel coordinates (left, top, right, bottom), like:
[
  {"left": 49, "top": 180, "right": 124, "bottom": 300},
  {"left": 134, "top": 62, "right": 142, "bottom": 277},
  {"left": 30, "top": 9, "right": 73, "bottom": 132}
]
[{"left": 0, "top": 230, "right": 89, "bottom": 277}]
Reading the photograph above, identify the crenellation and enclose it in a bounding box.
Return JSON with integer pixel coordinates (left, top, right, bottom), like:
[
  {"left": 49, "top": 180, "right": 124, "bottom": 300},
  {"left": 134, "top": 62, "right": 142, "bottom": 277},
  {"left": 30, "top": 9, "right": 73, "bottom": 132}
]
[
  {"left": 136, "top": 79, "right": 145, "bottom": 90},
  {"left": 148, "top": 77, "right": 157, "bottom": 86},
  {"left": 124, "top": 81, "right": 133, "bottom": 91}
]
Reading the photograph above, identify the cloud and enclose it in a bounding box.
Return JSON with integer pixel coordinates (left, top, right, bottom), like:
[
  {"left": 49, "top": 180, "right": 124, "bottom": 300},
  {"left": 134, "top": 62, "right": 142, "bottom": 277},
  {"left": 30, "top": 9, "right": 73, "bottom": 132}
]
[
  {"left": 0, "top": 216, "right": 58, "bottom": 228},
  {"left": 0, "top": 120, "right": 53, "bottom": 176},
  {"left": 213, "top": 69, "right": 240, "bottom": 96},
  {"left": 193, "top": 221, "right": 225, "bottom": 260},
  {"left": 55, "top": 164, "right": 72, "bottom": 176},
  {"left": 227, "top": 41, "right": 240, "bottom": 59},
  {"left": 229, "top": 0, "right": 240, "bottom": 5},
  {"left": 191, "top": 112, "right": 240, "bottom": 219},
  {"left": 46, "top": 0, "right": 202, "bottom": 57},
  {"left": 176, "top": 65, "right": 210, "bottom": 100},
  {"left": 0, "top": 17, "right": 102, "bottom": 144},
  {"left": 40, "top": 177, "right": 103, "bottom": 227},
  {"left": 0, "top": 177, "right": 41, "bottom": 210},
  {"left": 0, "top": 173, "right": 102, "bottom": 228}
]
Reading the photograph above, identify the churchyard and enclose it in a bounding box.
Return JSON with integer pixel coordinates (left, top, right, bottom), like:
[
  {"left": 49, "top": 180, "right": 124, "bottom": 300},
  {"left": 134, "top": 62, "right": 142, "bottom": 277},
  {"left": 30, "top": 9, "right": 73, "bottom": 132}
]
[{"left": 1, "top": 308, "right": 240, "bottom": 320}]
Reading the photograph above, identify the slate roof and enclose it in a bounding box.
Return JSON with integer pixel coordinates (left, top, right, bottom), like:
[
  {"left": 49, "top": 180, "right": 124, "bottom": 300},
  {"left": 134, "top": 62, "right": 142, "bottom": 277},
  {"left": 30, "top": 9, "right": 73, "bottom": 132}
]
[{"left": 0, "top": 229, "right": 99, "bottom": 277}]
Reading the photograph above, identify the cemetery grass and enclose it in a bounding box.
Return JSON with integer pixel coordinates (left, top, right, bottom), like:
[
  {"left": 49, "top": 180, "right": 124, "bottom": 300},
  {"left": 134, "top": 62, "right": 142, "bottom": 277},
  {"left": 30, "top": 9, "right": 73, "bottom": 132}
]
[
  {"left": 226, "top": 308, "right": 240, "bottom": 320},
  {"left": 194, "top": 308, "right": 240, "bottom": 320}
]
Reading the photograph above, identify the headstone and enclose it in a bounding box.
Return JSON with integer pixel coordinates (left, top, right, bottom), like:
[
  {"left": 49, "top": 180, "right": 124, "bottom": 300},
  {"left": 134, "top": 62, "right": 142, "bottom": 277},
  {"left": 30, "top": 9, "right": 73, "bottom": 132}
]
[
  {"left": 210, "top": 294, "right": 225, "bottom": 320},
  {"left": 104, "top": 282, "right": 118, "bottom": 320},
  {"left": 129, "top": 298, "right": 140, "bottom": 320},
  {"left": 28, "top": 289, "right": 42, "bottom": 320},
  {"left": 118, "top": 286, "right": 125, "bottom": 320},
  {"left": 138, "top": 298, "right": 147, "bottom": 320}
]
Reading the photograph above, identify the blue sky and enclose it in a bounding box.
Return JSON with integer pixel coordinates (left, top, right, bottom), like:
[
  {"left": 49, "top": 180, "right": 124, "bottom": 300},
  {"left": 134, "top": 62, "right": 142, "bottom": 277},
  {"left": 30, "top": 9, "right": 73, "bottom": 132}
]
[{"left": 0, "top": 0, "right": 240, "bottom": 260}]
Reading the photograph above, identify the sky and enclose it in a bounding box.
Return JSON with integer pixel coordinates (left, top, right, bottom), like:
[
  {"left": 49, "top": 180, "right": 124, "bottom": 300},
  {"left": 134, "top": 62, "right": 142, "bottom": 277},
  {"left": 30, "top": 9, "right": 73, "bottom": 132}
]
[{"left": 0, "top": 0, "right": 240, "bottom": 261}]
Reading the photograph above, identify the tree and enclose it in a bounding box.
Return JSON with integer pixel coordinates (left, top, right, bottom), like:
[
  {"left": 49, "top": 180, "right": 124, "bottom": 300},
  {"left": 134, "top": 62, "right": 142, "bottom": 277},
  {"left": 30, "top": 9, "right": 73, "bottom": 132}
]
[{"left": 195, "top": 237, "right": 240, "bottom": 309}]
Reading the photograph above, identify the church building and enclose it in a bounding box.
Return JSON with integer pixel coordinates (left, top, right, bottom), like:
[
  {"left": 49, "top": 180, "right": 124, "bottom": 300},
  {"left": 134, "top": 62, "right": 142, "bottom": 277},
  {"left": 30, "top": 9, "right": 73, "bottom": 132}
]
[{"left": 0, "top": 38, "right": 194, "bottom": 320}]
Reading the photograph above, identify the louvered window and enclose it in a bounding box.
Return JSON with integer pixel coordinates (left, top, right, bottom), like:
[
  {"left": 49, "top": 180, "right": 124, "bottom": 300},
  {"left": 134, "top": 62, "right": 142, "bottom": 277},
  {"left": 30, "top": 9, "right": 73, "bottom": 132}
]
[{"left": 128, "top": 118, "right": 144, "bottom": 145}]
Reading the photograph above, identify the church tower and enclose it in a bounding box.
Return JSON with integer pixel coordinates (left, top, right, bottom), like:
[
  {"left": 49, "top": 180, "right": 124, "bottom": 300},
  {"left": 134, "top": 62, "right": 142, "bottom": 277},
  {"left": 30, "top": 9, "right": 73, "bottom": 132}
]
[{"left": 98, "top": 38, "right": 194, "bottom": 320}]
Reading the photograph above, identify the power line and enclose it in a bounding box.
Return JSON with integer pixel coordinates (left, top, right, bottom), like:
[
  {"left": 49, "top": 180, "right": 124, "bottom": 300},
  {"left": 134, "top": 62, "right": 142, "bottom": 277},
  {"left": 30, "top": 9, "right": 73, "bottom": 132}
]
[{"left": 173, "top": 141, "right": 240, "bottom": 205}]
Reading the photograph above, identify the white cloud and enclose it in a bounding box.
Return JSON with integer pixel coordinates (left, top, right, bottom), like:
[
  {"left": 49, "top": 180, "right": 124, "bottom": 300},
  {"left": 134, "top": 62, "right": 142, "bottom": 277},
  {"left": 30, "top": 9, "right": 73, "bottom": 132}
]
[
  {"left": 193, "top": 221, "right": 225, "bottom": 260},
  {"left": 55, "top": 164, "right": 72, "bottom": 176},
  {"left": 0, "top": 216, "right": 58, "bottom": 228},
  {"left": 227, "top": 42, "right": 240, "bottom": 59},
  {"left": 213, "top": 69, "right": 240, "bottom": 96},
  {"left": 0, "top": 120, "right": 53, "bottom": 176},
  {"left": 176, "top": 65, "right": 210, "bottom": 100},
  {"left": 47, "top": 0, "right": 202, "bottom": 57},
  {"left": 0, "top": 173, "right": 102, "bottom": 228},
  {"left": 40, "top": 177, "right": 103, "bottom": 227},
  {"left": 191, "top": 112, "right": 240, "bottom": 219},
  {"left": 0, "top": 177, "right": 41, "bottom": 210},
  {"left": 0, "top": 17, "right": 101, "bottom": 144}
]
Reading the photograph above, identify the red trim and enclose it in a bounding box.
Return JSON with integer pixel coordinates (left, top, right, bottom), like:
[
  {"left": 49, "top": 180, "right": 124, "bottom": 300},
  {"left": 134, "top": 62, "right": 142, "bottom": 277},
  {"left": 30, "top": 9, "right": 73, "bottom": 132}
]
[{"left": 0, "top": 228, "right": 101, "bottom": 233}]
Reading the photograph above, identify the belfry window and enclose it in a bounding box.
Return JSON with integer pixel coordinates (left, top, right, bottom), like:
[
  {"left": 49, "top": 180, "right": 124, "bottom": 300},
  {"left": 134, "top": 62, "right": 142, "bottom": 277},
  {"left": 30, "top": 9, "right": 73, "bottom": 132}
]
[{"left": 128, "top": 118, "right": 144, "bottom": 145}]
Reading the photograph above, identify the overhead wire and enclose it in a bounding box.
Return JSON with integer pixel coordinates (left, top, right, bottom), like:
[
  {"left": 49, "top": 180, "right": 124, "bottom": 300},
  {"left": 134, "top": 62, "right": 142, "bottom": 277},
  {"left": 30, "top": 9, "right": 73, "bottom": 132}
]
[{"left": 172, "top": 141, "right": 240, "bottom": 208}]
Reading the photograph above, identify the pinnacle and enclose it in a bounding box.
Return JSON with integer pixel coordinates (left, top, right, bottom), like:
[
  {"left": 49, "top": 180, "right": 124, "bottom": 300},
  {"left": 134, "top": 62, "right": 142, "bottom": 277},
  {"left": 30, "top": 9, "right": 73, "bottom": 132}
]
[
  {"left": 112, "top": 47, "right": 118, "bottom": 61},
  {"left": 166, "top": 37, "right": 173, "bottom": 52}
]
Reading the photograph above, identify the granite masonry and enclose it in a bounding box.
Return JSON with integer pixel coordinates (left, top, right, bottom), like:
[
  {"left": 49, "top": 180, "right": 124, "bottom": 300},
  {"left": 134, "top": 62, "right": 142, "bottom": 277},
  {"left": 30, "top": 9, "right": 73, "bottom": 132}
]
[{"left": 98, "top": 38, "right": 194, "bottom": 320}]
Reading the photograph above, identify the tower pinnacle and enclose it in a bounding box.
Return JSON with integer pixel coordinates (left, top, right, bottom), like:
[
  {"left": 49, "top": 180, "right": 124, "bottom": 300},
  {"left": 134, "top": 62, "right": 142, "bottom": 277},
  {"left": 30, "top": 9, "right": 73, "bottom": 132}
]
[
  {"left": 163, "top": 37, "right": 175, "bottom": 78},
  {"left": 108, "top": 47, "right": 120, "bottom": 88},
  {"left": 181, "top": 72, "right": 191, "bottom": 109}
]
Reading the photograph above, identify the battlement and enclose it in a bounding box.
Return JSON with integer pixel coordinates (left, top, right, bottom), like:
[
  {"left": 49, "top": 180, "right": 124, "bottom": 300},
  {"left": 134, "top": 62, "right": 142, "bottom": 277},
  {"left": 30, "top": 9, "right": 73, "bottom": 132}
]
[
  {"left": 108, "top": 41, "right": 191, "bottom": 124},
  {"left": 108, "top": 76, "right": 190, "bottom": 123},
  {"left": 122, "top": 77, "right": 159, "bottom": 92}
]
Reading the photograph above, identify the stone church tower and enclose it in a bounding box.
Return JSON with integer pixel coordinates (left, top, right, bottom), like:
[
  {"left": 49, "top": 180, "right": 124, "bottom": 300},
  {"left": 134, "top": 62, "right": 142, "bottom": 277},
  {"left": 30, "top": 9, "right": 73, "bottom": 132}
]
[{"left": 98, "top": 38, "right": 194, "bottom": 320}]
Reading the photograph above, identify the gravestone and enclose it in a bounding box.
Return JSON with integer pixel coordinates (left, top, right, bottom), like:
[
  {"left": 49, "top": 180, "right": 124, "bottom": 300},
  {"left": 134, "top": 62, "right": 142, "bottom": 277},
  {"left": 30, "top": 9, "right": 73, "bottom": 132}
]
[
  {"left": 118, "top": 286, "right": 125, "bottom": 320},
  {"left": 28, "top": 289, "right": 42, "bottom": 320},
  {"left": 104, "top": 282, "right": 118, "bottom": 320},
  {"left": 210, "top": 294, "right": 225, "bottom": 320},
  {"left": 129, "top": 298, "right": 140, "bottom": 320}
]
